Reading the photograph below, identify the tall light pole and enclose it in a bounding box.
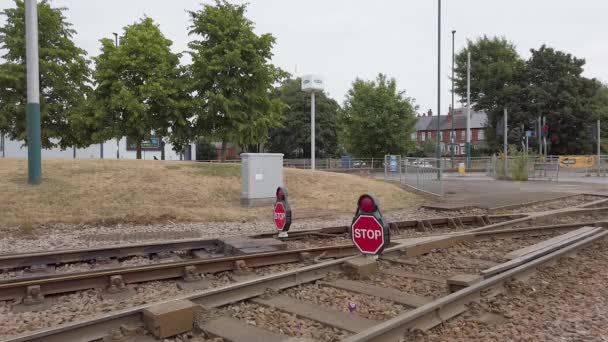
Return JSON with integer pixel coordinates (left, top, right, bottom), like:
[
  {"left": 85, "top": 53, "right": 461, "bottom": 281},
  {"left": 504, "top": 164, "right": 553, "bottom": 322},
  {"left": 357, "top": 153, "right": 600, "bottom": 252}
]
[
  {"left": 466, "top": 52, "right": 471, "bottom": 168},
  {"left": 311, "top": 91, "right": 315, "bottom": 170},
  {"left": 450, "top": 29, "right": 456, "bottom": 167},
  {"left": 301, "top": 75, "right": 324, "bottom": 171},
  {"left": 436, "top": 0, "right": 441, "bottom": 174},
  {"left": 113, "top": 32, "right": 120, "bottom": 160},
  {"left": 26, "top": 0, "right": 41, "bottom": 184}
]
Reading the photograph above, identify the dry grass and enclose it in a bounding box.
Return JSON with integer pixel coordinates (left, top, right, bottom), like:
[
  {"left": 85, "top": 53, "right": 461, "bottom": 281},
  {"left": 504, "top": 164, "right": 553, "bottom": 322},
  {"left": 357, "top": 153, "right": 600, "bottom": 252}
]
[{"left": 0, "top": 159, "right": 420, "bottom": 228}]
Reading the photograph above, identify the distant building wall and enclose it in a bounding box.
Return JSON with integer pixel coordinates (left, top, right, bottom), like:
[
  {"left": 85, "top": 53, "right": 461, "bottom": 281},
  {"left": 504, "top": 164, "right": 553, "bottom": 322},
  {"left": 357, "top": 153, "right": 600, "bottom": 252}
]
[{"left": 0, "top": 135, "right": 196, "bottom": 161}]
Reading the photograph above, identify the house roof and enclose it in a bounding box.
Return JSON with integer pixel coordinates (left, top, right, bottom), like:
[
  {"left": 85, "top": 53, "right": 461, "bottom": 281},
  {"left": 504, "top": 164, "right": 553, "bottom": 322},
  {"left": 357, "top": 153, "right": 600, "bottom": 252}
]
[{"left": 416, "top": 108, "right": 487, "bottom": 131}]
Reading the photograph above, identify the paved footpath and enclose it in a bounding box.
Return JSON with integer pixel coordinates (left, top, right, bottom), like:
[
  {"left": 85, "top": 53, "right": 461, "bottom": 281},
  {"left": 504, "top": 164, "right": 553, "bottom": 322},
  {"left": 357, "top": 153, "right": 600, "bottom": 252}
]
[{"left": 426, "top": 172, "right": 608, "bottom": 209}]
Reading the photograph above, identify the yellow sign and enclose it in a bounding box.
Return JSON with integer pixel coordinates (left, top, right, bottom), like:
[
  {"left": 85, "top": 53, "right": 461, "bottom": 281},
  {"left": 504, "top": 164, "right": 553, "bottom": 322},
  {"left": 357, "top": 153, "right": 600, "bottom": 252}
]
[{"left": 558, "top": 155, "right": 597, "bottom": 169}]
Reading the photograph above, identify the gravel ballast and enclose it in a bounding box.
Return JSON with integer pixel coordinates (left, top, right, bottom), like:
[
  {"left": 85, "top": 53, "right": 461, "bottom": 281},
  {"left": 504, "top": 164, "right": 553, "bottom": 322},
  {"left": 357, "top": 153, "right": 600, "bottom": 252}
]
[{"left": 406, "top": 238, "right": 608, "bottom": 341}]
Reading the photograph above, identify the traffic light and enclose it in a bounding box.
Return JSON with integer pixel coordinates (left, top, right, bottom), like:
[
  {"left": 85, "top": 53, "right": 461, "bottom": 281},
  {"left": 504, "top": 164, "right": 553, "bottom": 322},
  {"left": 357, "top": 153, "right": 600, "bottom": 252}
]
[{"left": 542, "top": 125, "right": 549, "bottom": 138}]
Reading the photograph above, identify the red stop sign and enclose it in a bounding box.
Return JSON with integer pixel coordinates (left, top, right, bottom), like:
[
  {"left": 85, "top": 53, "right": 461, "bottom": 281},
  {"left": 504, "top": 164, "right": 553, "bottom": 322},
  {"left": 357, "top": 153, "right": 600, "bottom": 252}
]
[
  {"left": 274, "top": 202, "right": 287, "bottom": 231},
  {"left": 351, "top": 215, "right": 385, "bottom": 254}
]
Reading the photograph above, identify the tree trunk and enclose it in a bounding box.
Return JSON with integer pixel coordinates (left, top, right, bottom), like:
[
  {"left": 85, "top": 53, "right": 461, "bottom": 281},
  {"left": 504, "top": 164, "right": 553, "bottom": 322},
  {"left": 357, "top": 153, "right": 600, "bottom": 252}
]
[
  {"left": 160, "top": 140, "right": 166, "bottom": 160},
  {"left": 220, "top": 140, "right": 227, "bottom": 162},
  {"left": 136, "top": 141, "right": 142, "bottom": 160}
]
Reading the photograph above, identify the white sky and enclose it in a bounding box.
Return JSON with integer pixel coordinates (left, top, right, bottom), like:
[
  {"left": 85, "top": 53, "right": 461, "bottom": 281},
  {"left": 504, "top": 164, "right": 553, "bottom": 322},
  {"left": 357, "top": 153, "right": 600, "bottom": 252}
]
[{"left": 1, "top": 0, "right": 607, "bottom": 114}]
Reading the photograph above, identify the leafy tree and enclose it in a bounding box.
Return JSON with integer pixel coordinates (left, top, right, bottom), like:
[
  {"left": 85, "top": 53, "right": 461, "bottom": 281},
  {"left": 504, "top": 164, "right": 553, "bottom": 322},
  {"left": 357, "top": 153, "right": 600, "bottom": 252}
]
[
  {"left": 340, "top": 74, "right": 417, "bottom": 157},
  {"left": 188, "top": 0, "right": 286, "bottom": 161},
  {"left": 91, "top": 17, "right": 190, "bottom": 159},
  {"left": 454, "top": 36, "right": 525, "bottom": 151},
  {"left": 195, "top": 139, "right": 218, "bottom": 160},
  {"left": 522, "top": 45, "right": 602, "bottom": 155},
  {"left": 0, "top": 0, "right": 92, "bottom": 148},
  {"left": 267, "top": 78, "right": 340, "bottom": 158}
]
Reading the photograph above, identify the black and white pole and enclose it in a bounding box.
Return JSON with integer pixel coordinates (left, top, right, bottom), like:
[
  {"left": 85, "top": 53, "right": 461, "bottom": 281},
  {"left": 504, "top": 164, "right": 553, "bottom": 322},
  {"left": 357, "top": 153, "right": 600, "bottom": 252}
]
[{"left": 26, "top": 0, "right": 42, "bottom": 184}]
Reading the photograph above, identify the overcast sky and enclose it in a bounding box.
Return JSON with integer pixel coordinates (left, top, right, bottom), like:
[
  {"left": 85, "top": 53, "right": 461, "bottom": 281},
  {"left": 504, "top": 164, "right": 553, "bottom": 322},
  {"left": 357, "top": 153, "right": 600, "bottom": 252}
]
[{"left": 1, "top": 0, "right": 607, "bottom": 114}]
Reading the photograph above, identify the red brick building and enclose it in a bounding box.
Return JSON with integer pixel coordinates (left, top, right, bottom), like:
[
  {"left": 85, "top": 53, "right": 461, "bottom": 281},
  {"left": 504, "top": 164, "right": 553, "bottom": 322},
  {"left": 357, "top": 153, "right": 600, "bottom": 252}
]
[{"left": 413, "top": 108, "right": 487, "bottom": 155}]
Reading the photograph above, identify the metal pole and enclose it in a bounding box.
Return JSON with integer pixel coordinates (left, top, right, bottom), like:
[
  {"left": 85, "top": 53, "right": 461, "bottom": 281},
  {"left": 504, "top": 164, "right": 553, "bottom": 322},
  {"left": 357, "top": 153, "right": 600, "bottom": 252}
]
[
  {"left": 466, "top": 52, "right": 471, "bottom": 169},
  {"left": 113, "top": 32, "right": 120, "bottom": 160},
  {"left": 450, "top": 30, "right": 455, "bottom": 169},
  {"left": 542, "top": 116, "right": 547, "bottom": 158},
  {"left": 26, "top": 0, "right": 42, "bottom": 184},
  {"left": 504, "top": 108, "right": 508, "bottom": 177},
  {"left": 537, "top": 115, "right": 543, "bottom": 156},
  {"left": 436, "top": 0, "right": 442, "bottom": 177},
  {"left": 597, "top": 119, "right": 601, "bottom": 176},
  {"left": 311, "top": 91, "right": 316, "bottom": 171}
]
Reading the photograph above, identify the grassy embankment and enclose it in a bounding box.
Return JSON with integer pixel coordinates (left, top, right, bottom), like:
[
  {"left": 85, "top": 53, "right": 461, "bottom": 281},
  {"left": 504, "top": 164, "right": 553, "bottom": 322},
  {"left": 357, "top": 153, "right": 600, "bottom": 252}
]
[{"left": 0, "top": 159, "right": 421, "bottom": 228}]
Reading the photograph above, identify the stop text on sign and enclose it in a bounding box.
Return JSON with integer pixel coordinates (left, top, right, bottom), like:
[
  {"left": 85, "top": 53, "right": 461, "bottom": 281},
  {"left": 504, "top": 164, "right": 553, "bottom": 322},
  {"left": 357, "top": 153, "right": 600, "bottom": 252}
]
[
  {"left": 353, "top": 228, "right": 382, "bottom": 240},
  {"left": 274, "top": 212, "right": 286, "bottom": 220}
]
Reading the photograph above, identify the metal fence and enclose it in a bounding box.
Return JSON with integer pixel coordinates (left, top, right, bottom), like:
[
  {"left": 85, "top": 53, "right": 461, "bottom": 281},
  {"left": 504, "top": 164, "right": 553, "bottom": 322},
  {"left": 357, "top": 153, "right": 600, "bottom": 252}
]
[
  {"left": 384, "top": 157, "right": 443, "bottom": 196},
  {"left": 486, "top": 155, "right": 561, "bottom": 181},
  {"left": 283, "top": 158, "right": 385, "bottom": 170}
]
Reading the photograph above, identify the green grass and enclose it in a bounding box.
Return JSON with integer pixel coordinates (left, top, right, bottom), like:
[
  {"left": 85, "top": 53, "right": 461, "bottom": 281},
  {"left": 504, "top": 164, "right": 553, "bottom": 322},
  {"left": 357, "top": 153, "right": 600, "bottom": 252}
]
[{"left": 189, "top": 163, "right": 240, "bottom": 177}]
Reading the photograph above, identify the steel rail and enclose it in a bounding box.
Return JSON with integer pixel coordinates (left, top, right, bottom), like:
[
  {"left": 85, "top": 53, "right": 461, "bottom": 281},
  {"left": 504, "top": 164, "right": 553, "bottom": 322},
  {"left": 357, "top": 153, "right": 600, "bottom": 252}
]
[
  {"left": 7, "top": 227, "right": 606, "bottom": 342},
  {"left": 0, "top": 244, "right": 358, "bottom": 301},
  {"left": 0, "top": 239, "right": 222, "bottom": 270},
  {"left": 343, "top": 230, "right": 608, "bottom": 342},
  {"left": 1, "top": 220, "right": 601, "bottom": 302},
  {"left": 0, "top": 214, "right": 516, "bottom": 271}
]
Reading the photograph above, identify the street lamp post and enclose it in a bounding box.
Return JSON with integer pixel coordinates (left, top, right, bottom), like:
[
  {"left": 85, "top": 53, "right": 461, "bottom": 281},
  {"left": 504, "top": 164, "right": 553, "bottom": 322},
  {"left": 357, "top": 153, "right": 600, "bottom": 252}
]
[
  {"left": 26, "top": 0, "right": 42, "bottom": 184},
  {"left": 450, "top": 30, "right": 456, "bottom": 168},
  {"left": 301, "top": 75, "right": 324, "bottom": 171},
  {"left": 113, "top": 32, "right": 120, "bottom": 160},
  {"left": 436, "top": 0, "right": 441, "bottom": 176}
]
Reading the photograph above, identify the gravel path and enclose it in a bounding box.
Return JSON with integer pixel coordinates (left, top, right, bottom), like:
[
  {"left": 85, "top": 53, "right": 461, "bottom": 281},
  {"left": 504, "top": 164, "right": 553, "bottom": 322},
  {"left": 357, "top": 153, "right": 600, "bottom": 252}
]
[
  {"left": 406, "top": 238, "right": 608, "bottom": 341},
  {"left": 494, "top": 194, "right": 607, "bottom": 214}
]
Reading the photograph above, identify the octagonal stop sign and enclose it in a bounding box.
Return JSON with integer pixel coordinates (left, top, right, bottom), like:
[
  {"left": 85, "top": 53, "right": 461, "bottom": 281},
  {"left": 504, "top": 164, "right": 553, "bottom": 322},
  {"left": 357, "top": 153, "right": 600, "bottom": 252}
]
[
  {"left": 351, "top": 215, "right": 386, "bottom": 254},
  {"left": 273, "top": 187, "right": 292, "bottom": 238},
  {"left": 350, "top": 194, "right": 390, "bottom": 256},
  {"left": 274, "top": 202, "right": 287, "bottom": 230}
]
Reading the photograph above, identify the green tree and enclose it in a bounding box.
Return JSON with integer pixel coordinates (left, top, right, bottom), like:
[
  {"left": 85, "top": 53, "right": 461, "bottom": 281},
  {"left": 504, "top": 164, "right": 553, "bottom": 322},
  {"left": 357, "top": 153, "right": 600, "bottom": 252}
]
[
  {"left": 340, "top": 74, "right": 417, "bottom": 157},
  {"left": 267, "top": 78, "right": 340, "bottom": 158},
  {"left": 188, "top": 0, "right": 285, "bottom": 160},
  {"left": 195, "top": 139, "right": 218, "bottom": 160},
  {"left": 0, "top": 0, "right": 92, "bottom": 148},
  {"left": 454, "top": 36, "right": 525, "bottom": 151},
  {"left": 523, "top": 45, "right": 602, "bottom": 155},
  {"left": 91, "top": 17, "right": 190, "bottom": 159}
]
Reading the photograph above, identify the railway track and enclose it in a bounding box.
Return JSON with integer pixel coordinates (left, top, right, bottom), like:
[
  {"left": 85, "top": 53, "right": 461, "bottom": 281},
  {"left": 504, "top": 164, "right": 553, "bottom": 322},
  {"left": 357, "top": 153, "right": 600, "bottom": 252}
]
[
  {"left": 3, "top": 193, "right": 604, "bottom": 275},
  {"left": 3, "top": 194, "right": 608, "bottom": 341},
  {"left": 0, "top": 213, "right": 517, "bottom": 273},
  {"left": 5, "top": 223, "right": 605, "bottom": 342}
]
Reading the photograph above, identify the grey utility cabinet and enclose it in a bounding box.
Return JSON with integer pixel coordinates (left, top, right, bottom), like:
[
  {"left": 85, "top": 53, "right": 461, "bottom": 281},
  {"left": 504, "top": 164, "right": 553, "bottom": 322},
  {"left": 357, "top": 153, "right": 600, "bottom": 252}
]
[{"left": 240, "top": 153, "right": 284, "bottom": 206}]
